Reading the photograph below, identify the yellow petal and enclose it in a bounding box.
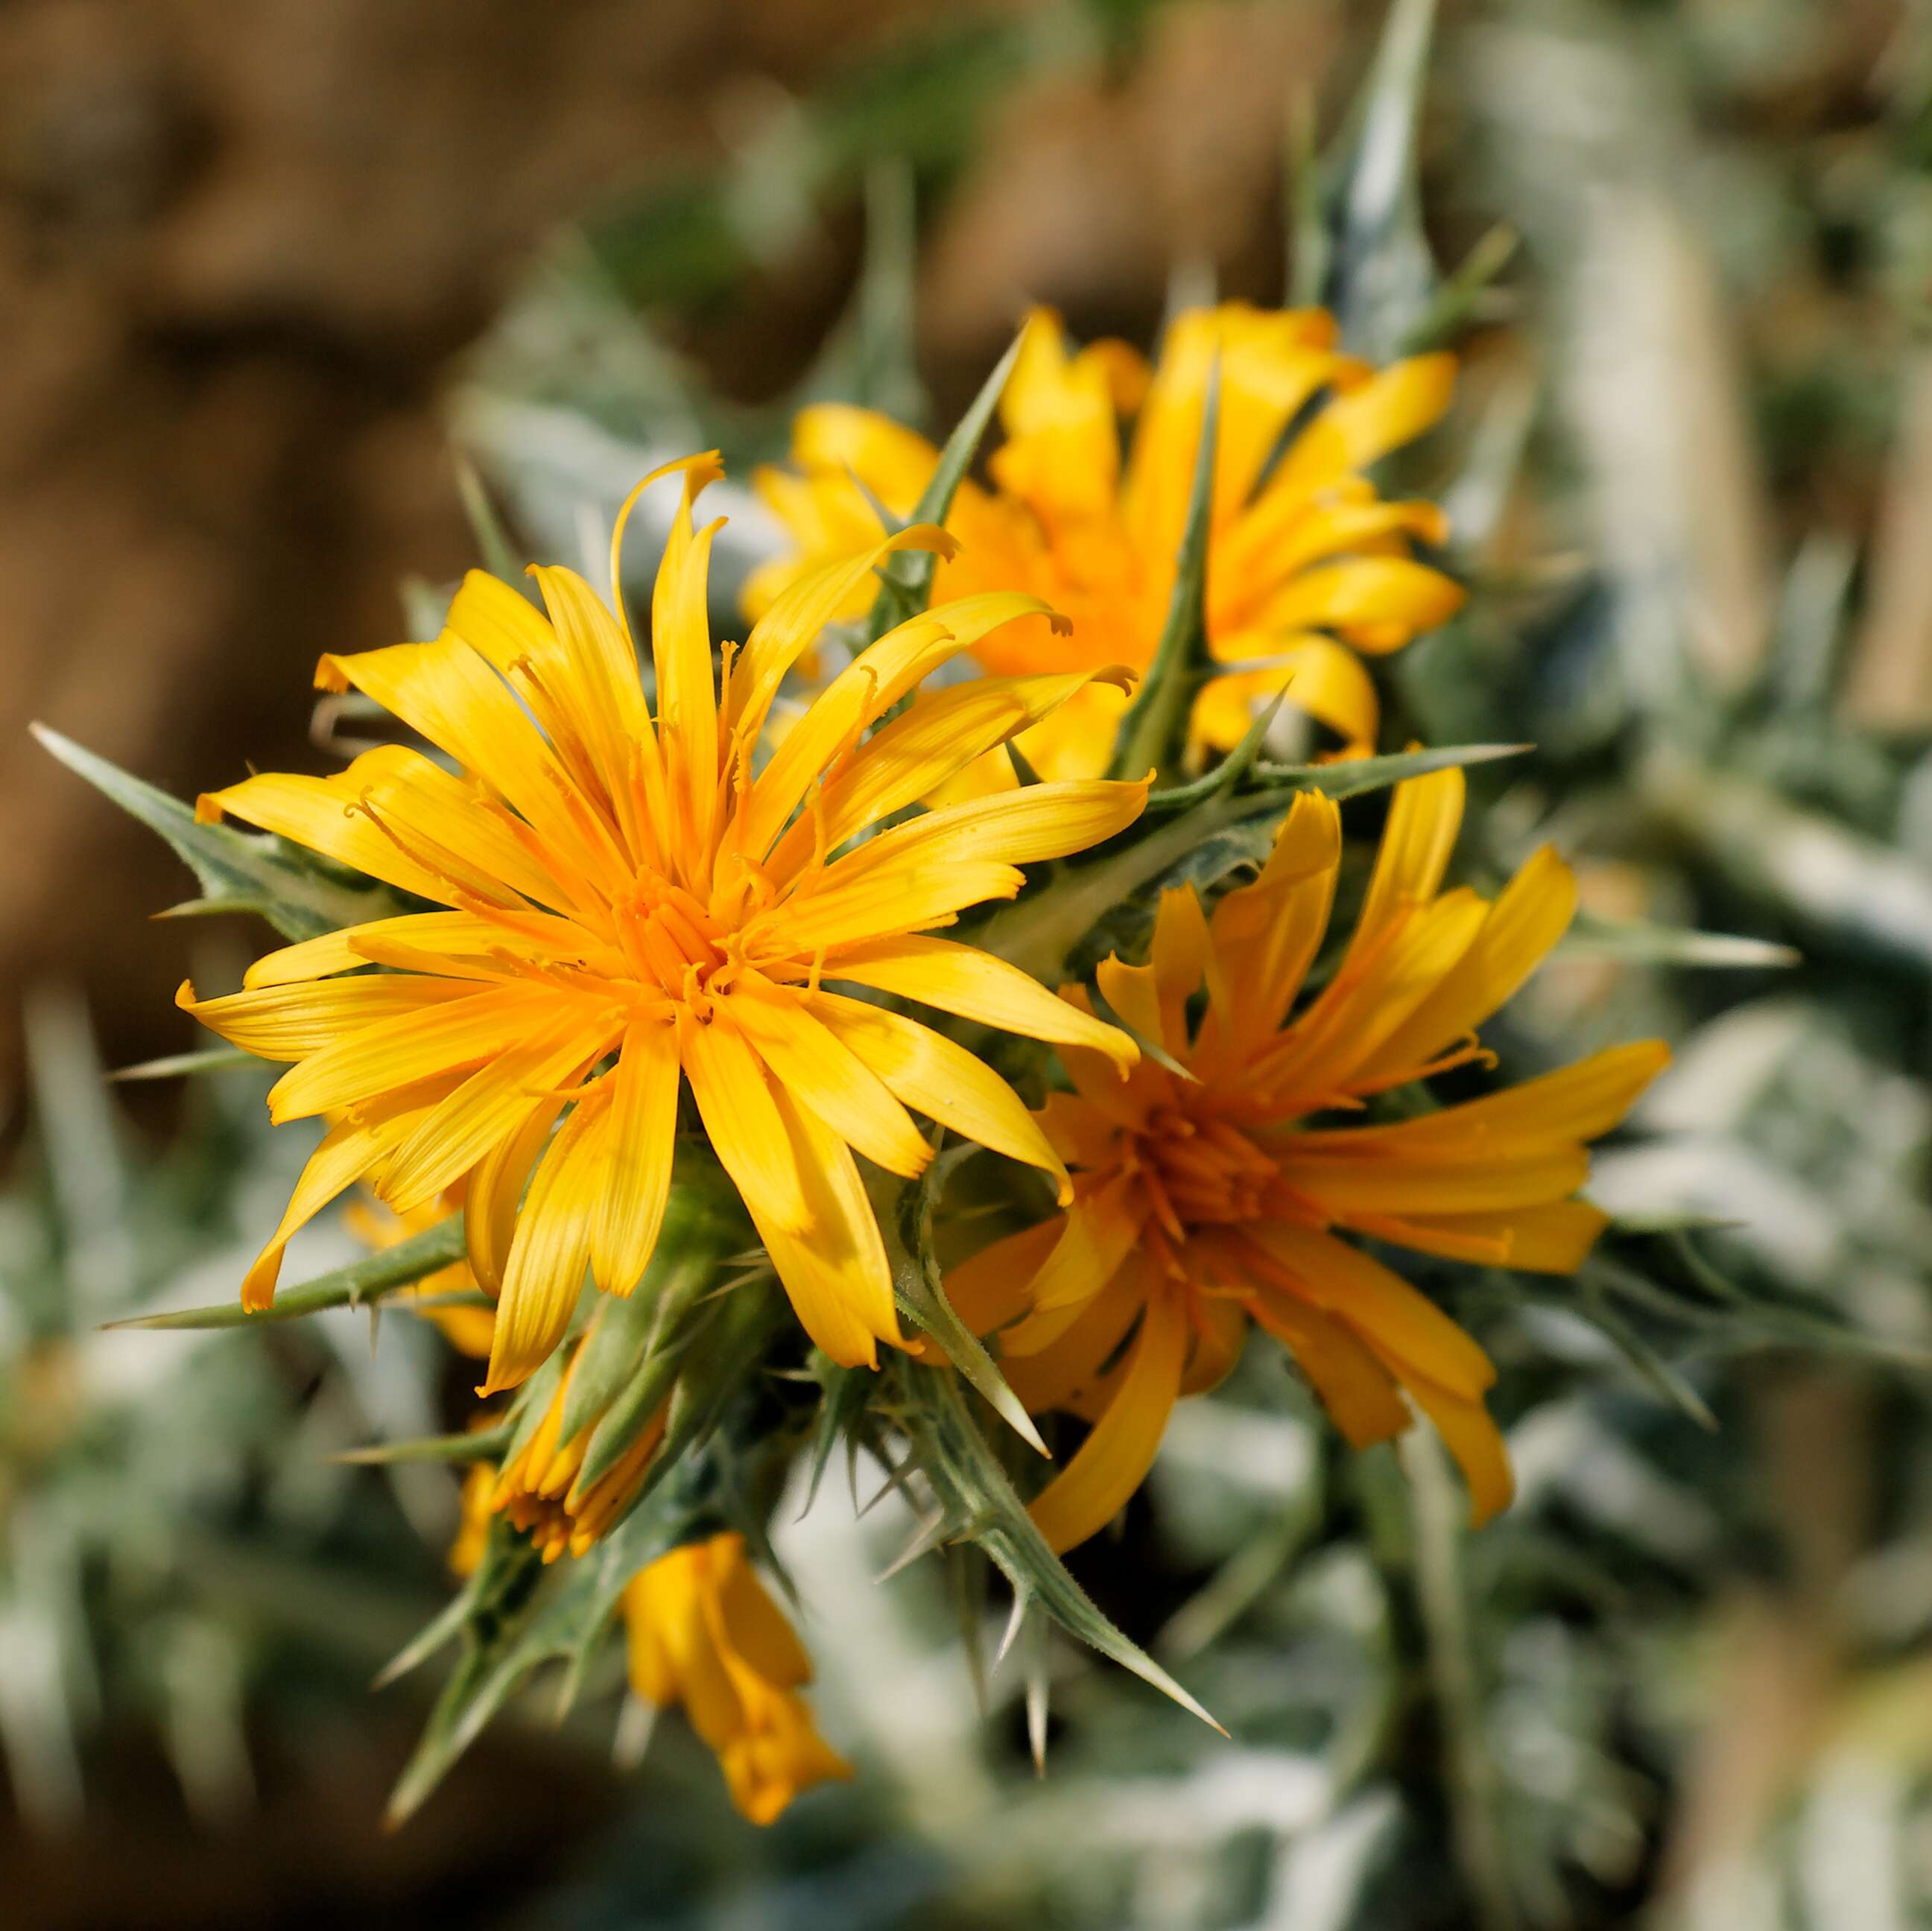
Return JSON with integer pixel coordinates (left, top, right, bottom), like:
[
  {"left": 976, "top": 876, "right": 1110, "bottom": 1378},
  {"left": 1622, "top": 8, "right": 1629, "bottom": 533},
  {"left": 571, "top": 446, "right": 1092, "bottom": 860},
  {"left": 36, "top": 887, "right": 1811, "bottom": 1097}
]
[
  {"left": 647, "top": 483, "right": 724, "bottom": 831},
  {"left": 1178, "top": 1294, "right": 1249, "bottom": 1398},
  {"left": 1276, "top": 1142, "right": 1591, "bottom": 1217},
  {"left": 1265, "top": 352, "right": 1457, "bottom": 501},
  {"left": 1191, "top": 636, "right": 1381, "bottom": 759},
  {"left": 770, "top": 857, "right": 1028, "bottom": 957},
  {"left": 1001, "top": 1171, "right": 1148, "bottom": 1337},
  {"left": 1038, "top": 1090, "right": 1123, "bottom": 1169},
  {"left": 824, "top": 936, "right": 1139, "bottom": 1074},
  {"left": 1247, "top": 1284, "right": 1410, "bottom": 1447},
  {"left": 791, "top": 403, "right": 942, "bottom": 509},
  {"left": 724, "top": 978, "right": 932, "bottom": 1180},
  {"left": 1257, "top": 888, "right": 1488, "bottom": 1106},
  {"left": 1148, "top": 885, "right": 1210, "bottom": 1051},
  {"left": 748, "top": 1079, "right": 902, "bottom": 1368},
  {"left": 1200, "top": 790, "right": 1340, "bottom": 1056},
  {"left": 712, "top": 1537, "right": 815, "bottom": 1688},
  {"left": 1252, "top": 557, "right": 1464, "bottom": 654},
  {"left": 1403, "top": 1374, "right": 1514, "bottom": 1526},
  {"left": 1350, "top": 845, "right": 1578, "bottom": 1088},
  {"left": 718, "top": 1691, "right": 852, "bottom": 1823},
  {"left": 590, "top": 1018, "right": 682, "bottom": 1297},
  {"left": 1355, "top": 764, "right": 1466, "bottom": 945},
  {"left": 377, "top": 1020, "right": 610, "bottom": 1214},
  {"left": 465, "top": 1088, "right": 571, "bottom": 1297},
  {"left": 727, "top": 526, "right": 957, "bottom": 750},
  {"left": 811, "top": 991, "right": 1068, "bottom": 1199},
  {"left": 229, "top": 745, "right": 563, "bottom": 911},
  {"left": 265, "top": 984, "right": 574, "bottom": 1123},
  {"left": 1003, "top": 1268, "right": 1146, "bottom": 1415},
  {"left": 240, "top": 1080, "right": 454, "bottom": 1309},
  {"left": 1028, "top": 1291, "right": 1188, "bottom": 1554},
  {"left": 624, "top": 1570, "right": 681, "bottom": 1706},
  {"left": 444, "top": 568, "right": 551, "bottom": 675},
  {"left": 943, "top": 1218, "right": 1065, "bottom": 1339},
  {"left": 1363, "top": 1199, "right": 1612, "bottom": 1275},
  {"left": 529, "top": 562, "right": 657, "bottom": 836},
  {"left": 763, "top": 652, "right": 1121, "bottom": 878},
  {"left": 740, "top": 609, "right": 955, "bottom": 861},
  {"left": 776, "top": 776, "right": 1150, "bottom": 953},
  {"left": 243, "top": 910, "right": 579, "bottom": 992},
  {"left": 679, "top": 1007, "right": 812, "bottom": 1237},
  {"left": 314, "top": 638, "right": 594, "bottom": 868},
  {"left": 1244, "top": 1223, "right": 1495, "bottom": 1399},
  {"left": 1216, "top": 498, "right": 1451, "bottom": 622},
  {"left": 1295, "top": 1041, "right": 1671, "bottom": 1157},
  {"left": 481, "top": 1096, "right": 606, "bottom": 1394},
  {"left": 177, "top": 974, "right": 475, "bottom": 1062},
  {"left": 1124, "top": 302, "right": 1353, "bottom": 548}
]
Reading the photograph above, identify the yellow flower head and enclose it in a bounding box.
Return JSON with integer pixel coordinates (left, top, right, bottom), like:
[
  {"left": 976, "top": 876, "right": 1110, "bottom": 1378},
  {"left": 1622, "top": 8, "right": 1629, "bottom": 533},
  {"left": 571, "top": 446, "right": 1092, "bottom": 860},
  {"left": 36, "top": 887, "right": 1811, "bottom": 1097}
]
[
  {"left": 750, "top": 303, "right": 1464, "bottom": 782},
  {"left": 181, "top": 453, "right": 1147, "bottom": 1391},
  {"left": 624, "top": 1530, "right": 850, "bottom": 1824},
  {"left": 950, "top": 768, "right": 1670, "bottom": 1551}
]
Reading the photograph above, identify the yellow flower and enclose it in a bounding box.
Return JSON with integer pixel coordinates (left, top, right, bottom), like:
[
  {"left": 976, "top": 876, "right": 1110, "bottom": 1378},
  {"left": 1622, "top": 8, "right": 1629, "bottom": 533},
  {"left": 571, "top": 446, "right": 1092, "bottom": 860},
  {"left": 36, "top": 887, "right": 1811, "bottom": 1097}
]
[
  {"left": 180, "top": 453, "right": 1145, "bottom": 1391},
  {"left": 749, "top": 304, "right": 1463, "bottom": 782},
  {"left": 624, "top": 1531, "right": 851, "bottom": 1824},
  {"left": 343, "top": 1188, "right": 496, "bottom": 1358},
  {"left": 948, "top": 769, "right": 1670, "bottom": 1550}
]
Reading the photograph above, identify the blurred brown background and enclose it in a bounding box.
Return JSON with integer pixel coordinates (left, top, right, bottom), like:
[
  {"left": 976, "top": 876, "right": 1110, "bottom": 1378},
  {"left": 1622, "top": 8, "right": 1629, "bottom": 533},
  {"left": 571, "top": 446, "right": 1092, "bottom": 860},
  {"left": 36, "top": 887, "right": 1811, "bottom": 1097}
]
[{"left": 1, "top": 0, "right": 1331, "bottom": 1101}]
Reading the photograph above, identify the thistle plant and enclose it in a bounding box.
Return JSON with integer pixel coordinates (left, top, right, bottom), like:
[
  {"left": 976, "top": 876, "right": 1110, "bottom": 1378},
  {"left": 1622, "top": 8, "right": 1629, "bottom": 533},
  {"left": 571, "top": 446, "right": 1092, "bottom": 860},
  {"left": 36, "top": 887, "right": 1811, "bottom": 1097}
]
[{"left": 27, "top": 3, "right": 1923, "bottom": 1900}]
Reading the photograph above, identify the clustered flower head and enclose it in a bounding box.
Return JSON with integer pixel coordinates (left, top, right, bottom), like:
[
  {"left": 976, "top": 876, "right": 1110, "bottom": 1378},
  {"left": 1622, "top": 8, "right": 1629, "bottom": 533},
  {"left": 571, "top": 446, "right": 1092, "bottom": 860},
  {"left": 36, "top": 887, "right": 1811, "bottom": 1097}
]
[
  {"left": 123, "top": 299, "right": 1670, "bottom": 1827},
  {"left": 183, "top": 453, "right": 1145, "bottom": 1389},
  {"left": 946, "top": 767, "right": 1668, "bottom": 1552},
  {"left": 750, "top": 302, "right": 1464, "bottom": 784}
]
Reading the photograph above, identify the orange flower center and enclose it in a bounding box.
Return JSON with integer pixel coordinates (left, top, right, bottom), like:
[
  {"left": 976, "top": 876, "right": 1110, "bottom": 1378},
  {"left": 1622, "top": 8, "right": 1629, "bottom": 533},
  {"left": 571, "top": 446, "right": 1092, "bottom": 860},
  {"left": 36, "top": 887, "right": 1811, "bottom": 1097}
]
[
  {"left": 1133, "top": 1103, "right": 1276, "bottom": 1240},
  {"left": 611, "top": 874, "right": 744, "bottom": 1004}
]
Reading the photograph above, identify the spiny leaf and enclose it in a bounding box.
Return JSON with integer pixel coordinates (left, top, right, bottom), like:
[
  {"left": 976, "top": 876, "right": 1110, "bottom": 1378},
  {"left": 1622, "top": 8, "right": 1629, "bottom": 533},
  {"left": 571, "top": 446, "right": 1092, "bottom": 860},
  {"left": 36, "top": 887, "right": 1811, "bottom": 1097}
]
[
  {"left": 1109, "top": 358, "right": 1220, "bottom": 785},
  {"left": 455, "top": 453, "right": 528, "bottom": 586},
  {"left": 332, "top": 1426, "right": 512, "bottom": 1468},
  {"left": 33, "top": 724, "right": 409, "bottom": 942},
  {"left": 980, "top": 743, "right": 1527, "bottom": 983},
  {"left": 1148, "top": 739, "right": 1530, "bottom": 815},
  {"left": 799, "top": 160, "right": 925, "bottom": 428},
  {"left": 948, "top": 1544, "right": 992, "bottom": 1718},
  {"left": 107, "top": 1048, "right": 256, "bottom": 1083},
  {"left": 1574, "top": 1275, "right": 1720, "bottom": 1431},
  {"left": 879, "top": 1167, "right": 1048, "bottom": 1459},
  {"left": 1400, "top": 223, "right": 1520, "bottom": 355},
  {"left": 107, "top": 1217, "right": 469, "bottom": 1330},
  {"left": 891, "top": 1358, "right": 1223, "bottom": 1733},
  {"left": 864, "top": 322, "right": 1028, "bottom": 633},
  {"left": 1320, "top": 0, "right": 1442, "bottom": 359},
  {"left": 802, "top": 1360, "right": 876, "bottom": 1518},
  {"left": 1559, "top": 911, "right": 1800, "bottom": 969},
  {"left": 1285, "top": 85, "right": 1328, "bottom": 309}
]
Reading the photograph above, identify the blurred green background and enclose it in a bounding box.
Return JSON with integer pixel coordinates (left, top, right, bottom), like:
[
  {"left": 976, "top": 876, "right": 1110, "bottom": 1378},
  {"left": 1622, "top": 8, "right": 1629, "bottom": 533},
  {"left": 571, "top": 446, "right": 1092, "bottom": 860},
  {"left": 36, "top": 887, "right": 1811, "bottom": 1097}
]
[{"left": 7, "top": 1, "right": 1932, "bottom": 1926}]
